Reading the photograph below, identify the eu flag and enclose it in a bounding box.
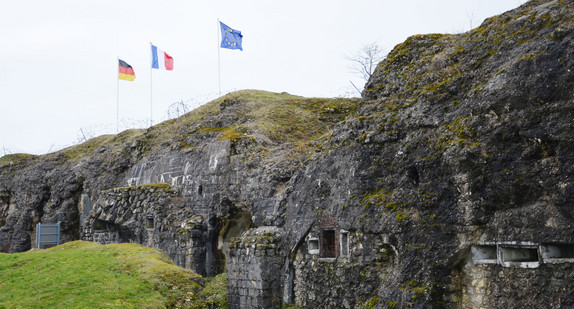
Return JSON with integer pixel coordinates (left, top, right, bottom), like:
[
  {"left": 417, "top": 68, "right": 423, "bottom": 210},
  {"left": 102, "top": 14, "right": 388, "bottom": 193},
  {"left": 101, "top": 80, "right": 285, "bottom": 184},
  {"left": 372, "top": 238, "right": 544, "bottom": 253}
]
[{"left": 220, "top": 21, "right": 243, "bottom": 51}]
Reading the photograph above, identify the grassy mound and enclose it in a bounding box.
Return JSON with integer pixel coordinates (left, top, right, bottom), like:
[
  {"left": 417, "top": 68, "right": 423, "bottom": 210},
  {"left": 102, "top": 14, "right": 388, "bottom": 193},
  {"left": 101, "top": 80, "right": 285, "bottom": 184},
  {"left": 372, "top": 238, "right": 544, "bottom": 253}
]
[
  {"left": 0, "top": 153, "right": 37, "bottom": 168},
  {"left": 1, "top": 90, "right": 358, "bottom": 167},
  {"left": 0, "top": 241, "right": 227, "bottom": 309},
  {"left": 58, "top": 90, "right": 358, "bottom": 160}
]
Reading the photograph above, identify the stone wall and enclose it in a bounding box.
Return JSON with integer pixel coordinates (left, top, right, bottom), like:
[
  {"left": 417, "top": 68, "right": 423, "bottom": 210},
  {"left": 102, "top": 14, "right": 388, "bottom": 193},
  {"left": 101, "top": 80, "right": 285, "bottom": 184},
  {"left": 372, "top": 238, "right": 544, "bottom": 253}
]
[
  {"left": 293, "top": 228, "right": 395, "bottom": 308},
  {"left": 226, "top": 227, "right": 284, "bottom": 309},
  {"left": 465, "top": 263, "right": 574, "bottom": 308},
  {"left": 443, "top": 242, "right": 574, "bottom": 308},
  {"left": 81, "top": 184, "right": 211, "bottom": 275}
]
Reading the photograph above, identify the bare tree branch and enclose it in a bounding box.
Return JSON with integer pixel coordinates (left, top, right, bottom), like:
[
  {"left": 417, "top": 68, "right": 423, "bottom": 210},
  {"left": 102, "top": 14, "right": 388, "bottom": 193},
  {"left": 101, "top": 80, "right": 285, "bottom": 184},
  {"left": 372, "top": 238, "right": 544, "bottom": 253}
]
[{"left": 346, "top": 42, "right": 387, "bottom": 82}]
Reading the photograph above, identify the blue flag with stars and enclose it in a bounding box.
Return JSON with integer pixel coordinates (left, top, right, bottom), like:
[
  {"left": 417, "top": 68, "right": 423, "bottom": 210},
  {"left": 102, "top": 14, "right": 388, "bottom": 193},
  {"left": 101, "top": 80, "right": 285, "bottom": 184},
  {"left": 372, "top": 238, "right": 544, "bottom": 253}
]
[{"left": 220, "top": 21, "right": 243, "bottom": 51}]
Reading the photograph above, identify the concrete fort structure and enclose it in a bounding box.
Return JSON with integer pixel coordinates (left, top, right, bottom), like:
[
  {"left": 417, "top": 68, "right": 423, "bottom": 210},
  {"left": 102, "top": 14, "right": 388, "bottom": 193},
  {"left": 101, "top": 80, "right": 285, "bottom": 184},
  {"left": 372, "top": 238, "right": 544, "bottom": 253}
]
[{"left": 2, "top": 0, "right": 574, "bottom": 307}]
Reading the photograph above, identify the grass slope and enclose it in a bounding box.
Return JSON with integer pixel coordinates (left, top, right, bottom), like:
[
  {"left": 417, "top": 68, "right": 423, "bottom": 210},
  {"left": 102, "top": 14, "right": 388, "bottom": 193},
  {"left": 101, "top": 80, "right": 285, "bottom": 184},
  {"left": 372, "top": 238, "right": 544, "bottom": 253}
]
[
  {"left": 0, "top": 241, "right": 227, "bottom": 309},
  {"left": 139, "top": 89, "right": 359, "bottom": 154},
  {"left": 0, "top": 153, "right": 37, "bottom": 168},
  {"left": 0, "top": 90, "right": 358, "bottom": 169}
]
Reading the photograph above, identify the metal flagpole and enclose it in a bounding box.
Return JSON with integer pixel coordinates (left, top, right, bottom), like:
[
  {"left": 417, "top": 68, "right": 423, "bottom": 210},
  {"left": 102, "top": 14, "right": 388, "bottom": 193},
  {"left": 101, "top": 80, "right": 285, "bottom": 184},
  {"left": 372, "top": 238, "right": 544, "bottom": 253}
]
[
  {"left": 117, "top": 57, "right": 120, "bottom": 133},
  {"left": 150, "top": 42, "right": 153, "bottom": 127},
  {"left": 217, "top": 19, "right": 221, "bottom": 95},
  {"left": 349, "top": 80, "right": 362, "bottom": 97}
]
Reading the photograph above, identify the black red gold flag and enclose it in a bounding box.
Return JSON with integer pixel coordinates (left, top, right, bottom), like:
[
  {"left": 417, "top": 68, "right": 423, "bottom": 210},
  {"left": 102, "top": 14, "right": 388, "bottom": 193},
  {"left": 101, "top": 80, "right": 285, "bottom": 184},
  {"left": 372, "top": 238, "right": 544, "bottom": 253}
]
[{"left": 119, "top": 59, "right": 136, "bottom": 81}]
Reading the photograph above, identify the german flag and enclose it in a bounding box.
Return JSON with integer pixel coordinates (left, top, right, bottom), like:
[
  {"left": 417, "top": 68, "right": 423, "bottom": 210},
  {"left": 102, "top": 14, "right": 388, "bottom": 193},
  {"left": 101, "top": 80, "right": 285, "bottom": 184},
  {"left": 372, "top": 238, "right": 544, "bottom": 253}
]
[{"left": 119, "top": 59, "right": 136, "bottom": 81}]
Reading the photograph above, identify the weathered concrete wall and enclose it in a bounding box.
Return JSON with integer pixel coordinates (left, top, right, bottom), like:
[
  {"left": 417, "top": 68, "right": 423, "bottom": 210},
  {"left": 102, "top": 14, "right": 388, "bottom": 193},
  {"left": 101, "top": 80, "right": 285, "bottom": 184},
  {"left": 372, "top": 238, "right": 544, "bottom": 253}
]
[
  {"left": 445, "top": 242, "right": 574, "bottom": 308},
  {"left": 122, "top": 142, "right": 287, "bottom": 225},
  {"left": 293, "top": 228, "right": 395, "bottom": 308},
  {"left": 81, "top": 184, "right": 211, "bottom": 274},
  {"left": 226, "top": 227, "right": 284, "bottom": 309}
]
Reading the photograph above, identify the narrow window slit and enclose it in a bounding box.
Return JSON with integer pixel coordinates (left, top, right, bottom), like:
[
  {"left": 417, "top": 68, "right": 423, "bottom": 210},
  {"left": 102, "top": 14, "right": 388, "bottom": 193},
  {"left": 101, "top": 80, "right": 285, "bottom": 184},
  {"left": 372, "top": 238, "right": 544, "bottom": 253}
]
[{"left": 146, "top": 215, "right": 155, "bottom": 230}]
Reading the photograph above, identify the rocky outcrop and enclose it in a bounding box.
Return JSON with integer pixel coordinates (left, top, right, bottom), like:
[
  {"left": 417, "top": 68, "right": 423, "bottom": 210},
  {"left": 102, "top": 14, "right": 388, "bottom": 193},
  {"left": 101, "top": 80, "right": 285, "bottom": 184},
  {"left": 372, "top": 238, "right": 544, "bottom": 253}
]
[
  {"left": 1, "top": 0, "right": 574, "bottom": 308},
  {"left": 278, "top": 0, "right": 574, "bottom": 307}
]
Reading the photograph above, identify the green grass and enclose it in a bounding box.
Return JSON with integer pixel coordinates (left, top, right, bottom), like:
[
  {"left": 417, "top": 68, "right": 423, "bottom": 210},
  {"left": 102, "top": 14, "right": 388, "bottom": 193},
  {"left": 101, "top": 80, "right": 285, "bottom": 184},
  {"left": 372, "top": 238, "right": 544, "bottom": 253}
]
[
  {"left": 42, "top": 90, "right": 359, "bottom": 162},
  {"left": 0, "top": 90, "right": 357, "bottom": 179},
  {"left": 0, "top": 153, "right": 37, "bottom": 167},
  {"left": 132, "top": 90, "right": 305, "bottom": 149},
  {"left": 59, "top": 129, "right": 145, "bottom": 161},
  {"left": 196, "top": 273, "right": 228, "bottom": 309},
  {"left": 158, "top": 90, "right": 358, "bottom": 144},
  {"left": 0, "top": 241, "right": 227, "bottom": 309}
]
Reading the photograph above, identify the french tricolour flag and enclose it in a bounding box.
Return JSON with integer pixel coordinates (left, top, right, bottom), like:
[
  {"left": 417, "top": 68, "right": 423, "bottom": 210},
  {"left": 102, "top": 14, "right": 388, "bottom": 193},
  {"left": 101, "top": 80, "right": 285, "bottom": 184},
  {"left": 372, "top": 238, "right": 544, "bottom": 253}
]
[{"left": 151, "top": 44, "right": 174, "bottom": 70}]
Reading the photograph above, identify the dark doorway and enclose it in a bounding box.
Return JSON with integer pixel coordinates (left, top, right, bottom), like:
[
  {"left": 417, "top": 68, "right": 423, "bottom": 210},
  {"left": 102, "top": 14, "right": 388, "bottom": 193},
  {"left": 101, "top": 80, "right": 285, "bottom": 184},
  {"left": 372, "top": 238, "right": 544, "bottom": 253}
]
[{"left": 321, "top": 230, "right": 336, "bottom": 258}]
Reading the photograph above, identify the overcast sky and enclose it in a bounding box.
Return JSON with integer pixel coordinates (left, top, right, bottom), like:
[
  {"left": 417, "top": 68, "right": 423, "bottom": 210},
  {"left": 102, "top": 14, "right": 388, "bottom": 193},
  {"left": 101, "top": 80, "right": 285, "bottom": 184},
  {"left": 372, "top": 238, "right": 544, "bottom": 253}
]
[{"left": 1, "top": 0, "right": 528, "bottom": 155}]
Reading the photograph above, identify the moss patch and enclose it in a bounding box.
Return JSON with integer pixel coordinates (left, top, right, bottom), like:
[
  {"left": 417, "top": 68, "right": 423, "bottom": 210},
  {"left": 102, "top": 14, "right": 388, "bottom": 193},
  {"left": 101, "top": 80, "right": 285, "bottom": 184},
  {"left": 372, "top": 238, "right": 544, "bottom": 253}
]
[{"left": 361, "top": 188, "right": 410, "bottom": 223}]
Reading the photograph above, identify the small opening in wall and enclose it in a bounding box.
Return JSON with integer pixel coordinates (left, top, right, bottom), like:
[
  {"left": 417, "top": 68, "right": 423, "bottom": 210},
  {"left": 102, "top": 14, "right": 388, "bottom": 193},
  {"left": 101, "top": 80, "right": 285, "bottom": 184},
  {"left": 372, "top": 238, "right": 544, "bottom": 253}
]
[
  {"left": 499, "top": 246, "right": 539, "bottom": 268},
  {"left": 146, "top": 215, "right": 155, "bottom": 230},
  {"left": 321, "top": 230, "right": 336, "bottom": 258},
  {"left": 471, "top": 245, "right": 497, "bottom": 264},
  {"left": 93, "top": 219, "right": 105, "bottom": 231},
  {"left": 308, "top": 237, "right": 319, "bottom": 255},
  {"left": 340, "top": 230, "right": 349, "bottom": 257},
  {"left": 198, "top": 185, "right": 203, "bottom": 195},
  {"left": 541, "top": 244, "right": 574, "bottom": 262}
]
